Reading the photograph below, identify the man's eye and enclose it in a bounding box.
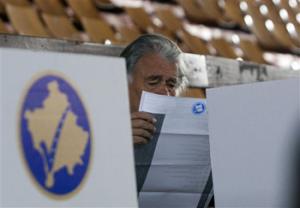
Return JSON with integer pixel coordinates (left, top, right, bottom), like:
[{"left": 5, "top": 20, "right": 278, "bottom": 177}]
[
  {"left": 167, "top": 81, "right": 177, "bottom": 89},
  {"left": 148, "top": 80, "right": 160, "bottom": 85},
  {"left": 168, "top": 83, "right": 176, "bottom": 88},
  {"left": 147, "top": 77, "right": 161, "bottom": 85}
]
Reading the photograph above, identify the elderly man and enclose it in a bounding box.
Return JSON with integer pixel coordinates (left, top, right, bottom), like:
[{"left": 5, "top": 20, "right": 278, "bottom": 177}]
[
  {"left": 120, "top": 34, "right": 187, "bottom": 145},
  {"left": 121, "top": 34, "right": 214, "bottom": 207}
]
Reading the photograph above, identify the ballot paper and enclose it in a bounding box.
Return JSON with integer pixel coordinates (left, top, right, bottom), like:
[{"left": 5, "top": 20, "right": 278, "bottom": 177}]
[{"left": 135, "top": 91, "right": 213, "bottom": 208}]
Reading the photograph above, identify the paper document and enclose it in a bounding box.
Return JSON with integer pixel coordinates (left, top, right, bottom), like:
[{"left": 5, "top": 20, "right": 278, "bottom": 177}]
[{"left": 135, "top": 91, "right": 213, "bottom": 208}]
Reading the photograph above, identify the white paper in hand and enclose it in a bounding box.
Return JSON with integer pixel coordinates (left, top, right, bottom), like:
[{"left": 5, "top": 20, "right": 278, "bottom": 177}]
[{"left": 135, "top": 91, "right": 213, "bottom": 208}]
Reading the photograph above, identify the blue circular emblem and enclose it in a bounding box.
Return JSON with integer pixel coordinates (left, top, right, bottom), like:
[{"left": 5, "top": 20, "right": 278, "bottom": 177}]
[
  {"left": 192, "top": 102, "right": 206, "bottom": 115},
  {"left": 20, "top": 74, "right": 92, "bottom": 196}
]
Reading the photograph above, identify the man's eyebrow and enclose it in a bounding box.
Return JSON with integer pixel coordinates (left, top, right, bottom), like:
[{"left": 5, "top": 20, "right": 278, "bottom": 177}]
[
  {"left": 167, "top": 77, "right": 177, "bottom": 81},
  {"left": 166, "top": 77, "right": 178, "bottom": 83},
  {"left": 145, "top": 75, "right": 162, "bottom": 80}
]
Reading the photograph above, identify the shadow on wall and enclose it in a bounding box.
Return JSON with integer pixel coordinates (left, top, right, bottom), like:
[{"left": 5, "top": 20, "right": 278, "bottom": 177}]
[{"left": 288, "top": 116, "right": 300, "bottom": 208}]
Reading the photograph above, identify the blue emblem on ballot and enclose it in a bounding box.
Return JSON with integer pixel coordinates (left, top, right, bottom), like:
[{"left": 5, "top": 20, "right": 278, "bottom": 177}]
[
  {"left": 192, "top": 102, "right": 206, "bottom": 115},
  {"left": 20, "top": 74, "right": 92, "bottom": 196}
]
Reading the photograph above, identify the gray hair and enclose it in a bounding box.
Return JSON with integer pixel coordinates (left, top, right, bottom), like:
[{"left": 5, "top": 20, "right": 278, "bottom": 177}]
[{"left": 120, "top": 34, "right": 187, "bottom": 95}]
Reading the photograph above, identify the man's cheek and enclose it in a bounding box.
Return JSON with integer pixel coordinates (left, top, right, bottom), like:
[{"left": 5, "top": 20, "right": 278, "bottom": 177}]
[{"left": 170, "top": 90, "right": 176, "bottom": 96}]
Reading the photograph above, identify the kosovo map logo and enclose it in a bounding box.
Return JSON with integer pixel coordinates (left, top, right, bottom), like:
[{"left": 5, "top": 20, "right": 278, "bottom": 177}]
[{"left": 20, "top": 73, "right": 92, "bottom": 196}]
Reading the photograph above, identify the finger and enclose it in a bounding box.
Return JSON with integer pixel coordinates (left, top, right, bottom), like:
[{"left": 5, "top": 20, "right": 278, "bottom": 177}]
[
  {"left": 131, "top": 112, "right": 157, "bottom": 123},
  {"left": 132, "top": 128, "right": 153, "bottom": 140},
  {"left": 134, "top": 136, "right": 149, "bottom": 145},
  {"left": 132, "top": 119, "right": 156, "bottom": 133}
]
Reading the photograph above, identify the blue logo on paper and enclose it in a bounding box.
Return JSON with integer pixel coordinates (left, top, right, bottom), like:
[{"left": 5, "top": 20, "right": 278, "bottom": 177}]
[
  {"left": 20, "top": 74, "right": 92, "bottom": 196},
  {"left": 192, "top": 102, "right": 206, "bottom": 115}
]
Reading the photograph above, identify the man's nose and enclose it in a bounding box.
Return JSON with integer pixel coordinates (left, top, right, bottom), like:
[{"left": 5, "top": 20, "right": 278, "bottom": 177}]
[{"left": 154, "top": 84, "right": 171, "bottom": 96}]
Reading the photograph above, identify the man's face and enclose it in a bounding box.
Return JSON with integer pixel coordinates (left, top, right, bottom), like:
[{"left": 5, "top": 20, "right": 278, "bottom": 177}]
[{"left": 129, "top": 53, "right": 178, "bottom": 112}]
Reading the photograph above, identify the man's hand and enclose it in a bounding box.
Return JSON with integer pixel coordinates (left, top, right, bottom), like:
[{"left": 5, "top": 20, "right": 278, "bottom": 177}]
[{"left": 131, "top": 112, "right": 156, "bottom": 144}]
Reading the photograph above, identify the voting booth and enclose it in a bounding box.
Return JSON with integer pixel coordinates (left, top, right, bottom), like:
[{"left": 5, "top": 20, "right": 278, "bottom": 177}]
[
  {"left": 207, "top": 78, "right": 300, "bottom": 207},
  {"left": 0, "top": 46, "right": 138, "bottom": 207},
  {"left": 0, "top": 35, "right": 299, "bottom": 208}
]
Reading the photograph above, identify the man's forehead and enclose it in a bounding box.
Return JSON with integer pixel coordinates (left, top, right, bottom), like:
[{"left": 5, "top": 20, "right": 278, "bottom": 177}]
[
  {"left": 138, "top": 53, "right": 168, "bottom": 63},
  {"left": 134, "top": 53, "right": 178, "bottom": 76}
]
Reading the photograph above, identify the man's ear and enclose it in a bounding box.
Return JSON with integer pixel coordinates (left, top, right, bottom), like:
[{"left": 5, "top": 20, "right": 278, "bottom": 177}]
[
  {"left": 127, "top": 74, "right": 133, "bottom": 83},
  {"left": 128, "top": 80, "right": 134, "bottom": 91}
]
